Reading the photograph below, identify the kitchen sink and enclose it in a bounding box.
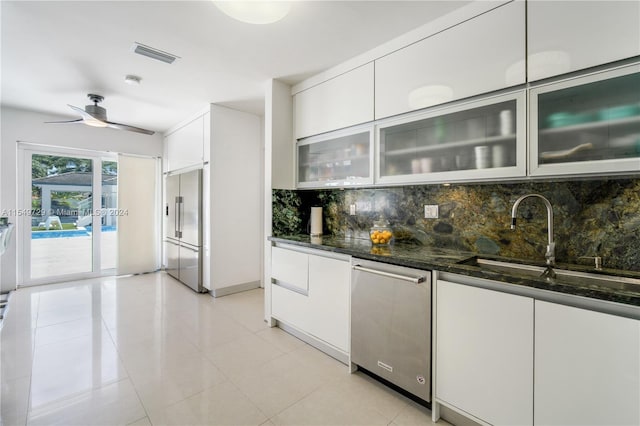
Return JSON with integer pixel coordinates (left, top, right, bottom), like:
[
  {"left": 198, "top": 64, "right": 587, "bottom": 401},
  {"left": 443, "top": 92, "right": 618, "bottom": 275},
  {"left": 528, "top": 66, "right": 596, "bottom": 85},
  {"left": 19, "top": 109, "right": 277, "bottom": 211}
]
[{"left": 458, "top": 257, "right": 640, "bottom": 294}]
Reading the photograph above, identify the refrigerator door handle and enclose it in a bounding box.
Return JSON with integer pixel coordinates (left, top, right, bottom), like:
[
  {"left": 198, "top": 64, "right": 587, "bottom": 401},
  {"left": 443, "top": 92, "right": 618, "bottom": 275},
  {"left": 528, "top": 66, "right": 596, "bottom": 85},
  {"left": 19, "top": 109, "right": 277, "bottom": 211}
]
[
  {"left": 175, "top": 197, "right": 180, "bottom": 238},
  {"left": 178, "top": 196, "right": 184, "bottom": 239}
]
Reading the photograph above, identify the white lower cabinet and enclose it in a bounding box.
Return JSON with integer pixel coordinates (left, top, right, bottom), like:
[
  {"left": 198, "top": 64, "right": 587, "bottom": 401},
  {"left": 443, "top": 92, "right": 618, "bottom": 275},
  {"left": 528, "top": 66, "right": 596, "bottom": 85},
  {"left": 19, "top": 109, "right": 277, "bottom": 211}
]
[
  {"left": 271, "top": 246, "right": 350, "bottom": 355},
  {"left": 271, "top": 283, "right": 311, "bottom": 333},
  {"left": 306, "top": 254, "right": 350, "bottom": 352},
  {"left": 534, "top": 300, "right": 640, "bottom": 426},
  {"left": 435, "top": 279, "right": 534, "bottom": 426}
]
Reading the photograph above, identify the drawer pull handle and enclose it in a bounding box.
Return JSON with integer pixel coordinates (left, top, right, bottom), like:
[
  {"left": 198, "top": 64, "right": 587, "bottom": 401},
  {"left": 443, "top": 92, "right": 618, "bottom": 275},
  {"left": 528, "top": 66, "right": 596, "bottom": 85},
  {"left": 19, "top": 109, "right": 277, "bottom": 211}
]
[{"left": 353, "top": 265, "right": 426, "bottom": 283}]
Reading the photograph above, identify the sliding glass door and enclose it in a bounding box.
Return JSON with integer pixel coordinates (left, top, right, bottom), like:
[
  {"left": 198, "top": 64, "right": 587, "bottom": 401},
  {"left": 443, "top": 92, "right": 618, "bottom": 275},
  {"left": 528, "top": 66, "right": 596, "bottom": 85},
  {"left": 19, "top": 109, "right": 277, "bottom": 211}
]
[{"left": 19, "top": 146, "right": 118, "bottom": 286}]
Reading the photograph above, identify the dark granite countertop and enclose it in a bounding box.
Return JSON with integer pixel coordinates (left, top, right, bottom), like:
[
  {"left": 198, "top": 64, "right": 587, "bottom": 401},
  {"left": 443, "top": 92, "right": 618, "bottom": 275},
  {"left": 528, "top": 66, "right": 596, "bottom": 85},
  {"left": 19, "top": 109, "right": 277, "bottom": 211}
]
[{"left": 269, "top": 235, "right": 640, "bottom": 309}]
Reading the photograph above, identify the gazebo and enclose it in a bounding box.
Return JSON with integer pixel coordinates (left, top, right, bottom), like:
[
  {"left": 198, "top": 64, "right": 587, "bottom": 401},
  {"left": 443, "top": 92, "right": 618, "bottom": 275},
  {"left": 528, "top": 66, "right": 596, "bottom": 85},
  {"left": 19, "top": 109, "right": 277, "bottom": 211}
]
[{"left": 31, "top": 172, "right": 117, "bottom": 227}]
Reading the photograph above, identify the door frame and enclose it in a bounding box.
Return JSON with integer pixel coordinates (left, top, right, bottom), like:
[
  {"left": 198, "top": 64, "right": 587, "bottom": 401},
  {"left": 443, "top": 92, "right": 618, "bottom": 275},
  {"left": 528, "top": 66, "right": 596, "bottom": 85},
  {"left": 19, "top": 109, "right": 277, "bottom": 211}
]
[{"left": 17, "top": 143, "right": 118, "bottom": 287}]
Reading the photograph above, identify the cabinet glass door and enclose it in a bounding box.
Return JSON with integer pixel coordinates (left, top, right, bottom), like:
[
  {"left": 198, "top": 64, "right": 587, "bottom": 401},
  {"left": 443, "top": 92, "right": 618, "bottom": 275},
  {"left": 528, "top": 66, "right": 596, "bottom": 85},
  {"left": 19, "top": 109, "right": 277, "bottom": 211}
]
[
  {"left": 377, "top": 91, "right": 526, "bottom": 184},
  {"left": 530, "top": 64, "right": 640, "bottom": 176},
  {"left": 297, "top": 126, "right": 373, "bottom": 188}
]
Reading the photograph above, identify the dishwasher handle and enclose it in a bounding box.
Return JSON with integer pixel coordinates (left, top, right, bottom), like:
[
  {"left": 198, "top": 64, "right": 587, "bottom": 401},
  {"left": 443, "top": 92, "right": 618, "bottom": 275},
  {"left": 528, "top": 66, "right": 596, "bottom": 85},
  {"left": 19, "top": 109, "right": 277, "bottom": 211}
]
[{"left": 352, "top": 264, "right": 426, "bottom": 283}]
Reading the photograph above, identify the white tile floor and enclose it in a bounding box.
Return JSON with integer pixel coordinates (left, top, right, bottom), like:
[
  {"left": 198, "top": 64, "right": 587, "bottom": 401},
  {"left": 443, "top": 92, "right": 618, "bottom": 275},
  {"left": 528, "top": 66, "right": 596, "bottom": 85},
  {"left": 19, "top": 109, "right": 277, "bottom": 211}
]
[{"left": 1, "top": 272, "right": 441, "bottom": 426}]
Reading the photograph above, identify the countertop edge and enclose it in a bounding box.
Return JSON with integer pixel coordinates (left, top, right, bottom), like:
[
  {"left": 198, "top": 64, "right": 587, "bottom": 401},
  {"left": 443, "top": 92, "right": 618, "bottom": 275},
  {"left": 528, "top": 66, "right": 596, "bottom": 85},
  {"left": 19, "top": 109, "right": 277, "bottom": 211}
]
[{"left": 269, "top": 236, "right": 640, "bottom": 316}]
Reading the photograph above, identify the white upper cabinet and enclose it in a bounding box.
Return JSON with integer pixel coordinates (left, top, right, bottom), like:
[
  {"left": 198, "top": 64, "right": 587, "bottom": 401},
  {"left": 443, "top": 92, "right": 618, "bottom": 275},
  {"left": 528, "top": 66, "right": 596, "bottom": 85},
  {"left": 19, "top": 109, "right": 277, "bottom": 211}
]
[
  {"left": 374, "top": 1, "right": 525, "bottom": 120},
  {"left": 297, "top": 124, "right": 374, "bottom": 188},
  {"left": 377, "top": 90, "right": 526, "bottom": 185},
  {"left": 529, "top": 63, "right": 640, "bottom": 177},
  {"left": 528, "top": 1, "right": 640, "bottom": 82},
  {"left": 165, "top": 114, "right": 204, "bottom": 172},
  {"left": 294, "top": 63, "right": 374, "bottom": 139}
]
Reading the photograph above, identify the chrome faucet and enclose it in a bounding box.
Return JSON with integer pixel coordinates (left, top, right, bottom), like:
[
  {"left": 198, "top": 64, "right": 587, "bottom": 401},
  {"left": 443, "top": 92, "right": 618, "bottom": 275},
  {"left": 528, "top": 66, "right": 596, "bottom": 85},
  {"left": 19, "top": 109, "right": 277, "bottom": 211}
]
[{"left": 511, "top": 194, "right": 556, "bottom": 272}]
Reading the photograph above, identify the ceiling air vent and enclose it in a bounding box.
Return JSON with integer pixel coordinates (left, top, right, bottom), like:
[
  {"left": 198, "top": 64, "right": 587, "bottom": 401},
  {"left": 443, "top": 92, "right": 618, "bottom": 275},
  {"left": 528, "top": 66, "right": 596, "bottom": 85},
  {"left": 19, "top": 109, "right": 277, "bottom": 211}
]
[{"left": 131, "top": 42, "right": 179, "bottom": 64}]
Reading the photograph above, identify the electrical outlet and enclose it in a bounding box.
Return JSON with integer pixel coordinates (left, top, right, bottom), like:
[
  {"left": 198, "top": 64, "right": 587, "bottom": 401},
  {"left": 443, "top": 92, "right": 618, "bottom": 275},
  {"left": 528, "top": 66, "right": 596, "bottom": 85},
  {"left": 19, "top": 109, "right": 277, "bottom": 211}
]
[
  {"left": 424, "top": 205, "right": 439, "bottom": 219},
  {"left": 350, "top": 204, "right": 356, "bottom": 215}
]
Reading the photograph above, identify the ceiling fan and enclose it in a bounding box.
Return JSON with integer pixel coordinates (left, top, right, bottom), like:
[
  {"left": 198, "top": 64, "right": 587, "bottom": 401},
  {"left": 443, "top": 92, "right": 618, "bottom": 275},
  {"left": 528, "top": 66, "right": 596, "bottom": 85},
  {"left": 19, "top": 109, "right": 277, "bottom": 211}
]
[{"left": 46, "top": 94, "right": 155, "bottom": 135}]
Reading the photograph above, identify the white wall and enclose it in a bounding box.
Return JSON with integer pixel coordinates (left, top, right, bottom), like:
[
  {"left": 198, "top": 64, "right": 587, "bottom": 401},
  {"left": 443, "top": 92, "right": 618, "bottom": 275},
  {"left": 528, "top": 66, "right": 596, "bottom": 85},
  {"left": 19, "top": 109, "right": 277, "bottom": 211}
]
[{"left": 0, "top": 106, "right": 163, "bottom": 292}]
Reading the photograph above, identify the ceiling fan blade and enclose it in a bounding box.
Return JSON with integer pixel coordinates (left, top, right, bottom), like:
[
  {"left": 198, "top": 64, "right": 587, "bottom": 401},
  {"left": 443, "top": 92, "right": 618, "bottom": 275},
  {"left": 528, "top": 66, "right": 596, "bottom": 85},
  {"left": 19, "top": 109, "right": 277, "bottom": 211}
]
[
  {"left": 44, "top": 118, "right": 83, "bottom": 124},
  {"left": 68, "top": 104, "right": 97, "bottom": 120},
  {"left": 105, "top": 120, "right": 155, "bottom": 135}
]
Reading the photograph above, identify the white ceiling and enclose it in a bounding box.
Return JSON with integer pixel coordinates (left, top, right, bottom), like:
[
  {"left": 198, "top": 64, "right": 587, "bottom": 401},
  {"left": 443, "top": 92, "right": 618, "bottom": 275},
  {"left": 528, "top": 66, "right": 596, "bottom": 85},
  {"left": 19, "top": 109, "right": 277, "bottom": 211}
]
[{"left": 1, "top": 1, "right": 470, "bottom": 134}]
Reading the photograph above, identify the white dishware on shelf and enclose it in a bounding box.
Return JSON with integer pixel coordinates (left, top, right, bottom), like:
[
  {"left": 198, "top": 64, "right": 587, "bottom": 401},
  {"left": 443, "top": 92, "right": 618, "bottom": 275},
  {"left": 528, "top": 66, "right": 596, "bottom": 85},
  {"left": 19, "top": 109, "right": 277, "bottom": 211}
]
[
  {"left": 420, "top": 157, "right": 434, "bottom": 173},
  {"left": 474, "top": 145, "right": 492, "bottom": 169},
  {"left": 499, "top": 109, "right": 513, "bottom": 135},
  {"left": 411, "top": 159, "right": 422, "bottom": 174},
  {"left": 492, "top": 144, "right": 507, "bottom": 168}
]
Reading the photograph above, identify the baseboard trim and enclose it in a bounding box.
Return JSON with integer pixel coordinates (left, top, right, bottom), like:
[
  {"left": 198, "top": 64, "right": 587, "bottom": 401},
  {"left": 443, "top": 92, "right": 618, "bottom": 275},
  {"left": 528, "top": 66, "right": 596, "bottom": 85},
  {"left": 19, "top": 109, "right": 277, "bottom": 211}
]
[
  {"left": 276, "top": 320, "right": 350, "bottom": 366},
  {"left": 211, "top": 280, "right": 261, "bottom": 298}
]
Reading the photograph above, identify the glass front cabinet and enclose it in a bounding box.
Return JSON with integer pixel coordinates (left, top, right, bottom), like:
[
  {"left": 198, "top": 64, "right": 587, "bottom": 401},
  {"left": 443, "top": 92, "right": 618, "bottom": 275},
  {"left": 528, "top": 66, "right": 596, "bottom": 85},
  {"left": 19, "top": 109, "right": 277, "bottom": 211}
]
[
  {"left": 530, "top": 64, "right": 640, "bottom": 176},
  {"left": 376, "top": 91, "right": 527, "bottom": 184},
  {"left": 296, "top": 125, "right": 374, "bottom": 188}
]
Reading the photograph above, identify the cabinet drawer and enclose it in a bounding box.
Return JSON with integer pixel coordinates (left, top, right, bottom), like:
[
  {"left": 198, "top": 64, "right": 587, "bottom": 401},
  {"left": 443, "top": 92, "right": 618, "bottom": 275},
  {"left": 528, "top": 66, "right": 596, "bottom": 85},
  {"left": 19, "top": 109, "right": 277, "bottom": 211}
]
[
  {"left": 271, "top": 281, "right": 310, "bottom": 332},
  {"left": 271, "top": 246, "right": 308, "bottom": 293}
]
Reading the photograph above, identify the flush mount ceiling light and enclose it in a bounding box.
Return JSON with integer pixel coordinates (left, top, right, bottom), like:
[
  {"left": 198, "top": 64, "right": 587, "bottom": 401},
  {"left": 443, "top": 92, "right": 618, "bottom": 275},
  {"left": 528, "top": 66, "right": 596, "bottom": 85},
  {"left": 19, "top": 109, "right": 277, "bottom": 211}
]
[
  {"left": 124, "top": 75, "right": 142, "bottom": 85},
  {"left": 213, "top": 1, "right": 291, "bottom": 24},
  {"left": 131, "top": 42, "right": 179, "bottom": 64}
]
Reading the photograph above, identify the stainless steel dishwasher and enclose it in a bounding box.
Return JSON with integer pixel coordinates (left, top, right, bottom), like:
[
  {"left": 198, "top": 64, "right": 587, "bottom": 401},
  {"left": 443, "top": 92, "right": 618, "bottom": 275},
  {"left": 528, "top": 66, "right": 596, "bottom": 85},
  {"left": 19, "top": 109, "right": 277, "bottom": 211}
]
[{"left": 351, "top": 259, "right": 431, "bottom": 403}]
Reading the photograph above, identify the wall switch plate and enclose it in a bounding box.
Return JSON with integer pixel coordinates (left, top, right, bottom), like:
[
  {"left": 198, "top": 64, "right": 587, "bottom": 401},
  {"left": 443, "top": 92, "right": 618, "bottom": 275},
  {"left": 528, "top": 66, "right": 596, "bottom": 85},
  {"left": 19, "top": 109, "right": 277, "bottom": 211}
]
[
  {"left": 424, "top": 205, "right": 439, "bottom": 219},
  {"left": 350, "top": 204, "right": 356, "bottom": 215}
]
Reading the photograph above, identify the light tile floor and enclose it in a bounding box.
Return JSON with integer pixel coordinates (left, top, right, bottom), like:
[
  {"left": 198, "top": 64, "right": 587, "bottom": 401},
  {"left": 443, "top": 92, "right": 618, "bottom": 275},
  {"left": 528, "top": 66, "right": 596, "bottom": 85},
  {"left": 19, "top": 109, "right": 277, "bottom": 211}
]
[{"left": 1, "top": 273, "right": 441, "bottom": 426}]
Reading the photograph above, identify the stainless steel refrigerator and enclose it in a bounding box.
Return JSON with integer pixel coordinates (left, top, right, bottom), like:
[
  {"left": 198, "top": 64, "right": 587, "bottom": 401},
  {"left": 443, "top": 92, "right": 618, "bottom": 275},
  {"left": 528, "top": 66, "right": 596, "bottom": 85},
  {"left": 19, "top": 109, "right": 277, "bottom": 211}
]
[{"left": 163, "top": 169, "right": 204, "bottom": 292}]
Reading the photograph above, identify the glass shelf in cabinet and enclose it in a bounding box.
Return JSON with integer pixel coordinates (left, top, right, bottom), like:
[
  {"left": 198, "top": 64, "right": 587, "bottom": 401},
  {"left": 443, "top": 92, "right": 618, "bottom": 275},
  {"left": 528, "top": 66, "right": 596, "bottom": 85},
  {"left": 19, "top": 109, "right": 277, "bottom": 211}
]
[
  {"left": 382, "top": 133, "right": 516, "bottom": 157},
  {"left": 539, "top": 114, "right": 640, "bottom": 135}
]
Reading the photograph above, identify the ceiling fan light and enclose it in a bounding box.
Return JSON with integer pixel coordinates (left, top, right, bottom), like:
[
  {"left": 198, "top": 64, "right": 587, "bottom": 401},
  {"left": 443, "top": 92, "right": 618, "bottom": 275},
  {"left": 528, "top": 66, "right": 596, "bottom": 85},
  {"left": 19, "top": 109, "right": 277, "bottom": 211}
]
[
  {"left": 213, "top": 1, "right": 291, "bottom": 25},
  {"left": 84, "top": 118, "right": 108, "bottom": 128}
]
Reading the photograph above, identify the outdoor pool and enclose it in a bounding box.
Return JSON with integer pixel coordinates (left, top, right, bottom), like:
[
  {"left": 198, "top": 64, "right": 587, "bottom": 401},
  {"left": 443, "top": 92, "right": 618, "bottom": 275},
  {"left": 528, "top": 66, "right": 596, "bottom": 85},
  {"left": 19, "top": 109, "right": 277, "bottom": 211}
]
[{"left": 32, "top": 226, "right": 117, "bottom": 239}]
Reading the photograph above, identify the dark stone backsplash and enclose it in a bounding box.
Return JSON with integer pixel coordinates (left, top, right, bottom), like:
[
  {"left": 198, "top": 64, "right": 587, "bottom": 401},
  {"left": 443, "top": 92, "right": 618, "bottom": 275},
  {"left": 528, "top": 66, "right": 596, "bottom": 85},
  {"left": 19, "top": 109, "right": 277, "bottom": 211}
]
[{"left": 272, "top": 178, "right": 640, "bottom": 271}]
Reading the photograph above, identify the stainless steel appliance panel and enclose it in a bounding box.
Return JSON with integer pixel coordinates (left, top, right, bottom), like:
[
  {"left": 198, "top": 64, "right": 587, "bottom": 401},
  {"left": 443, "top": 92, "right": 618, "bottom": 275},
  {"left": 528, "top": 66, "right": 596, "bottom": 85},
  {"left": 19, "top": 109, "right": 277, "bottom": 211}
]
[
  {"left": 178, "top": 242, "right": 202, "bottom": 292},
  {"left": 178, "top": 169, "right": 202, "bottom": 247},
  {"left": 164, "top": 239, "right": 180, "bottom": 281},
  {"left": 351, "top": 259, "right": 431, "bottom": 402},
  {"left": 163, "top": 169, "right": 204, "bottom": 292}
]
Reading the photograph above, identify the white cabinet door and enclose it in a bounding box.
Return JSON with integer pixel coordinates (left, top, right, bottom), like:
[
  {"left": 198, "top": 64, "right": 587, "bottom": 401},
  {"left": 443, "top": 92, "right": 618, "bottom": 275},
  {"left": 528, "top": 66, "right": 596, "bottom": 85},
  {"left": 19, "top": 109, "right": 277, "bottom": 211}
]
[
  {"left": 307, "top": 254, "right": 350, "bottom": 352},
  {"left": 297, "top": 125, "right": 374, "bottom": 188},
  {"left": 436, "top": 280, "right": 533, "bottom": 426},
  {"left": 294, "top": 63, "right": 374, "bottom": 139},
  {"left": 535, "top": 301, "right": 640, "bottom": 426},
  {"left": 529, "top": 64, "right": 640, "bottom": 177},
  {"left": 528, "top": 1, "right": 640, "bottom": 82},
  {"left": 165, "top": 115, "right": 204, "bottom": 172},
  {"left": 375, "top": 1, "right": 525, "bottom": 120},
  {"left": 376, "top": 91, "right": 527, "bottom": 185},
  {"left": 271, "top": 246, "right": 309, "bottom": 293}
]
